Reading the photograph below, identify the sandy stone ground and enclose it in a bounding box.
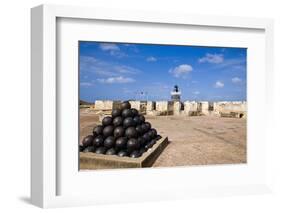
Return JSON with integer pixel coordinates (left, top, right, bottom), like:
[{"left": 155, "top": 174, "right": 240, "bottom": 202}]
[{"left": 79, "top": 110, "right": 246, "bottom": 167}]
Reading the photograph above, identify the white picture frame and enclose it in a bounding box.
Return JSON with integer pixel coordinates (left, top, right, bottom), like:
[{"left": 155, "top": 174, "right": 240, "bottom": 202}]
[{"left": 31, "top": 4, "right": 274, "bottom": 208}]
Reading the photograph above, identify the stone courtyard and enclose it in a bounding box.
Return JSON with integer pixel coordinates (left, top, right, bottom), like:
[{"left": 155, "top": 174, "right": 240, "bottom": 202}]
[{"left": 80, "top": 110, "right": 246, "bottom": 167}]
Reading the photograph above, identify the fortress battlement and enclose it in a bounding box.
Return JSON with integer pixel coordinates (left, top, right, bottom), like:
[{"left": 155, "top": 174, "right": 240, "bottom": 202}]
[{"left": 89, "top": 100, "right": 247, "bottom": 119}]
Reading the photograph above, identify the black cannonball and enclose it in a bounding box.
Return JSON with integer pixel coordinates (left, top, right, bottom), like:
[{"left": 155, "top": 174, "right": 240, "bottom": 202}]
[
  {"left": 123, "top": 117, "right": 135, "bottom": 128},
  {"left": 144, "top": 122, "right": 151, "bottom": 131},
  {"left": 115, "top": 137, "right": 127, "bottom": 150},
  {"left": 130, "top": 150, "right": 141, "bottom": 158},
  {"left": 120, "top": 101, "right": 131, "bottom": 110},
  {"left": 83, "top": 146, "right": 96, "bottom": 153},
  {"left": 139, "top": 115, "right": 145, "bottom": 123},
  {"left": 122, "top": 108, "right": 133, "bottom": 118},
  {"left": 104, "top": 136, "right": 115, "bottom": 148},
  {"left": 142, "top": 132, "right": 151, "bottom": 142},
  {"left": 147, "top": 139, "right": 157, "bottom": 149},
  {"left": 135, "top": 125, "right": 143, "bottom": 135},
  {"left": 125, "top": 127, "right": 138, "bottom": 138},
  {"left": 93, "top": 125, "right": 103, "bottom": 135},
  {"left": 113, "top": 116, "right": 123, "bottom": 127},
  {"left": 117, "top": 150, "right": 129, "bottom": 157},
  {"left": 148, "top": 130, "right": 155, "bottom": 139},
  {"left": 127, "top": 138, "right": 140, "bottom": 152},
  {"left": 155, "top": 135, "right": 162, "bottom": 140},
  {"left": 111, "top": 108, "right": 122, "bottom": 118},
  {"left": 151, "top": 139, "right": 157, "bottom": 145},
  {"left": 103, "top": 125, "right": 114, "bottom": 137},
  {"left": 144, "top": 144, "right": 150, "bottom": 150},
  {"left": 95, "top": 146, "right": 107, "bottom": 154},
  {"left": 102, "top": 116, "right": 112, "bottom": 126},
  {"left": 79, "top": 145, "right": 84, "bottom": 152},
  {"left": 137, "top": 137, "right": 146, "bottom": 147},
  {"left": 141, "top": 123, "right": 148, "bottom": 133},
  {"left": 133, "top": 116, "right": 142, "bottom": 125},
  {"left": 139, "top": 147, "right": 147, "bottom": 155},
  {"left": 131, "top": 108, "right": 139, "bottom": 117},
  {"left": 106, "top": 148, "right": 116, "bottom": 155},
  {"left": 93, "top": 135, "right": 104, "bottom": 147},
  {"left": 81, "top": 135, "right": 94, "bottom": 147},
  {"left": 114, "top": 126, "right": 125, "bottom": 138},
  {"left": 151, "top": 128, "right": 157, "bottom": 138}
]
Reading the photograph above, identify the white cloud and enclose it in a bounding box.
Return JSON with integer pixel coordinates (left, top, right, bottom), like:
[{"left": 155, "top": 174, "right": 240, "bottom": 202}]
[
  {"left": 199, "top": 53, "right": 224, "bottom": 64},
  {"left": 80, "top": 56, "right": 140, "bottom": 77},
  {"left": 192, "top": 91, "right": 200, "bottom": 95},
  {"left": 97, "top": 76, "right": 135, "bottom": 84},
  {"left": 169, "top": 64, "right": 193, "bottom": 78},
  {"left": 214, "top": 81, "right": 224, "bottom": 88},
  {"left": 232, "top": 77, "right": 242, "bottom": 83},
  {"left": 215, "top": 58, "right": 246, "bottom": 70},
  {"left": 99, "top": 43, "right": 126, "bottom": 57},
  {"left": 122, "top": 44, "right": 139, "bottom": 53},
  {"left": 114, "top": 65, "right": 140, "bottom": 74},
  {"left": 80, "top": 82, "right": 93, "bottom": 87},
  {"left": 99, "top": 43, "right": 120, "bottom": 51},
  {"left": 146, "top": 56, "right": 157, "bottom": 62}
]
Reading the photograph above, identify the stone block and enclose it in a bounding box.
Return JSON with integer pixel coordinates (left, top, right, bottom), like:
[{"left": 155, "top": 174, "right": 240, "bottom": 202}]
[
  {"left": 80, "top": 136, "right": 168, "bottom": 170},
  {"left": 173, "top": 101, "right": 182, "bottom": 115},
  {"left": 156, "top": 101, "right": 174, "bottom": 115}
]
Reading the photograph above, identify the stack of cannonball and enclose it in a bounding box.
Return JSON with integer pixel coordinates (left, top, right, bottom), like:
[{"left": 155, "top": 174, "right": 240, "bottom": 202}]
[{"left": 80, "top": 101, "right": 161, "bottom": 158}]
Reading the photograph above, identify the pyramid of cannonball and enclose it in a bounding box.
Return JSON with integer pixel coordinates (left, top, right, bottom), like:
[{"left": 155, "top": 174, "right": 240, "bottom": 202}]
[{"left": 80, "top": 101, "right": 162, "bottom": 158}]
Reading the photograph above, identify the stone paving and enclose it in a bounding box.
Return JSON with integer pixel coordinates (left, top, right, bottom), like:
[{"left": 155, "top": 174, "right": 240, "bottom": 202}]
[{"left": 80, "top": 110, "right": 246, "bottom": 168}]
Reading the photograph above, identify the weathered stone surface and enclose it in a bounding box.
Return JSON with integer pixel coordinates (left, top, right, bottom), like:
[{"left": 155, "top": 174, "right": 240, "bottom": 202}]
[
  {"left": 200, "top": 101, "right": 209, "bottom": 115},
  {"left": 80, "top": 136, "right": 168, "bottom": 170},
  {"left": 129, "top": 101, "right": 141, "bottom": 110},
  {"left": 129, "top": 101, "right": 148, "bottom": 113},
  {"left": 156, "top": 101, "right": 174, "bottom": 115},
  {"left": 184, "top": 101, "right": 198, "bottom": 115},
  {"left": 146, "top": 110, "right": 161, "bottom": 116},
  {"left": 146, "top": 101, "right": 155, "bottom": 112},
  {"left": 213, "top": 101, "right": 247, "bottom": 118},
  {"left": 95, "top": 100, "right": 114, "bottom": 110},
  {"left": 95, "top": 100, "right": 121, "bottom": 110},
  {"left": 173, "top": 101, "right": 181, "bottom": 115},
  {"left": 94, "top": 100, "right": 247, "bottom": 118},
  {"left": 80, "top": 112, "right": 246, "bottom": 168}
]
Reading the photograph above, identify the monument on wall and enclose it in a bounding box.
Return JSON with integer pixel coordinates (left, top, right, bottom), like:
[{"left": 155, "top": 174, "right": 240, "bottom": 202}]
[{"left": 170, "top": 85, "right": 181, "bottom": 101}]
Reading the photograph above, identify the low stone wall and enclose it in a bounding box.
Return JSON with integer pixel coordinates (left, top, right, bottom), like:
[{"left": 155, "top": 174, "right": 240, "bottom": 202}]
[
  {"left": 147, "top": 101, "right": 155, "bottom": 112},
  {"left": 213, "top": 101, "right": 247, "bottom": 118},
  {"left": 173, "top": 101, "right": 181, "bottom": 115},
  {"left": 129, "top": 101, "right": 141, "bottom": 110},
  {"left": 95, "top": 100, "right": 113, "bottom": 110},
  {"left": 200, "top": 101, "right": 209, "bottom": 115},
  {"left": 93, "top": 100, "right": 247, "bottom": 118},
  {"left": 156, "top": 101, "right": 174, "bottom": 115},
  {"left": 184, "top": 101, "right": 198, "bottom": 115},
  {"left": 95, "top": 100, "right": 121, "bottom": 110},
  {"left": 129, "top": 101, "right": 147, "bottom": 113}
]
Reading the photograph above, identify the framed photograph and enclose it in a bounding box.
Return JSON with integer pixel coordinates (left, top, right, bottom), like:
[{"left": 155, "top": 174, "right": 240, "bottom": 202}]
[{"left": 31, "top": 4, "right": 274, "bottom": 208}]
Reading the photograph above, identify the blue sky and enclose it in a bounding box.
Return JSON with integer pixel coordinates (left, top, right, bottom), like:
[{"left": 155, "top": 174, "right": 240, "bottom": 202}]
[{"left": 79, "top": 41, "right": 246, "bottom": 102}]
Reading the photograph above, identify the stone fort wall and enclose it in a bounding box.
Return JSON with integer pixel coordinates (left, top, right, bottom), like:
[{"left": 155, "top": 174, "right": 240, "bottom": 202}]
[{"left": 93, "top": 100, "right": 247, "bottom": 118}]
